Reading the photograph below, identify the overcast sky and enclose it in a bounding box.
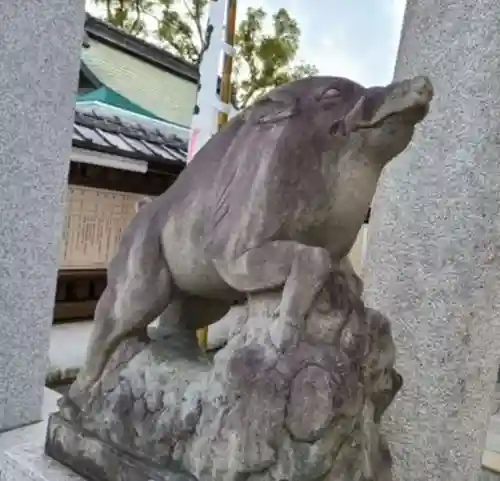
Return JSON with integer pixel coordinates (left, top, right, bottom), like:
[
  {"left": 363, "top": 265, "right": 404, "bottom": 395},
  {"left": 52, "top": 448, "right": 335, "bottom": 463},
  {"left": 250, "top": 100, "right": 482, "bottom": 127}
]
[
  {"left": 234, "top": 0, "right": 408, "bottom": 87},
  {"left": 88, "top": 0, "right": 407, "bottom": 87}
]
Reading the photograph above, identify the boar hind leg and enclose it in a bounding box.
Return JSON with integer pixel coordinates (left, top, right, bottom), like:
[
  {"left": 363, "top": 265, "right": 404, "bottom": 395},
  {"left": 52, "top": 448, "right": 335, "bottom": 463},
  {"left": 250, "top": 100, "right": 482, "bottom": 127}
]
[
  {"left": 69, "top": 244, "right": 173, "bottom": 408},
  {"left": 213, "top": 241, "right": 333, "bottom": 351}
]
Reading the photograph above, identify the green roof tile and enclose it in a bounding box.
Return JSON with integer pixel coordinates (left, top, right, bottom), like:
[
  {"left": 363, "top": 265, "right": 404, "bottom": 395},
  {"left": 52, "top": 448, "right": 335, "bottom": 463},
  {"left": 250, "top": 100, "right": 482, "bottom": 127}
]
[{"left": 76, "top": 86, "right": 162, "bottom": 120}]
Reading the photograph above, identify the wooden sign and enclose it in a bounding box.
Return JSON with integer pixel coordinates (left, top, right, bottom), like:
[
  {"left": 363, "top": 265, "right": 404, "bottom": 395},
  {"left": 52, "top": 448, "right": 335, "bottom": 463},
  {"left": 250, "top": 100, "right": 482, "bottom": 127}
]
[{"left": 60, "top": 185, "right": 149, "bottom": 270}]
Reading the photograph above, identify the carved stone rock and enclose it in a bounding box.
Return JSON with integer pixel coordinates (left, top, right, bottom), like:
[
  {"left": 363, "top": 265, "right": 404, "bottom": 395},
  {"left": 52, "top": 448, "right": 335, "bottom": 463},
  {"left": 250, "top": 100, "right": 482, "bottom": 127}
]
[{"left": 46, "top": 269, "right": 401, "bottom": 481}]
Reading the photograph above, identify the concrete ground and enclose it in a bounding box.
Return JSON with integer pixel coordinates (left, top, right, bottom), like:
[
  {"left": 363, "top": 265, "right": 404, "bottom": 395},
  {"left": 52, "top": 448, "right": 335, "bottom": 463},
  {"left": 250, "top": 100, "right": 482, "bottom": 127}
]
[{"left": 48, "top": 321, "right": 92, "bottom": 384}]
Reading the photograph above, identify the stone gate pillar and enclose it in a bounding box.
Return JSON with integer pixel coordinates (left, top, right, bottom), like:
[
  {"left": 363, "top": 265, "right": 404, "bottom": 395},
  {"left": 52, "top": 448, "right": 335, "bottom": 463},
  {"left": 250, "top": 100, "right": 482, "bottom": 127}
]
[
  {"left": 363, "top": 1, "right": 500, "bottom": 480},
  {"left": 0, "top": 2, "right": 85, "bottom": 430}
]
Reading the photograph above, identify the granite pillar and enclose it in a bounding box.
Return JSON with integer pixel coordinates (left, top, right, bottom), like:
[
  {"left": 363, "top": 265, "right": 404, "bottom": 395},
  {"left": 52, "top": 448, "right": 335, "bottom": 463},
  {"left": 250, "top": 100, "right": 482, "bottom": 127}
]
[
  {"left": 0, "top": 2, "right": 85, "bottom": 431},
  {"left": 363, "top": 1, "right": 500, "bottom": 480}
]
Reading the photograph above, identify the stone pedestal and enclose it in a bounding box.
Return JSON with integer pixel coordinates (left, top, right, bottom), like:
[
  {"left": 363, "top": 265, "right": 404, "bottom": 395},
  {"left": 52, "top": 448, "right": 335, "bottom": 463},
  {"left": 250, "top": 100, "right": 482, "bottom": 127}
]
[
  {"left": 363, "top": 1, "right": 500, "bottom": 480},
  {"left": 0, "top": 2, "right": 85, "bottom": 430}
]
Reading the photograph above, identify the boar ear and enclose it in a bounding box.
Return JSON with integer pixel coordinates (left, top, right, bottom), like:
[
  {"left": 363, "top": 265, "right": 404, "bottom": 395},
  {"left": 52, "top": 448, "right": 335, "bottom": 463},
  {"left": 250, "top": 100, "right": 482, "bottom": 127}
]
[
  {"left": 255, "top": 90, "right": 300, "bottom": 125},
  {"left": 258, "top": 107, "right": 295, "bottom": 124}
]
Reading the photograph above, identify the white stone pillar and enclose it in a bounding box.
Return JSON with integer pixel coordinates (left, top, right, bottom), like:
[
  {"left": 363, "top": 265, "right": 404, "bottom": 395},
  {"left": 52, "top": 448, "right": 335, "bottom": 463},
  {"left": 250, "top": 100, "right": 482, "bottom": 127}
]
[
  {"left": 0, "top": 2, "right": 85, "bottom": 431},
  {"left": 363, "top": 1, "right": 500, "bottom": 480}
]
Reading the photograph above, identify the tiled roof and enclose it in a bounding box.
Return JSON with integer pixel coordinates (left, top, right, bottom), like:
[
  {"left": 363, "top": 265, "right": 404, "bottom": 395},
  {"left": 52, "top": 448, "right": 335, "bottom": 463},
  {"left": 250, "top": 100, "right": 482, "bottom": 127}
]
[{"left": 72, "top": 105, "right": 188, "bottom": 168}]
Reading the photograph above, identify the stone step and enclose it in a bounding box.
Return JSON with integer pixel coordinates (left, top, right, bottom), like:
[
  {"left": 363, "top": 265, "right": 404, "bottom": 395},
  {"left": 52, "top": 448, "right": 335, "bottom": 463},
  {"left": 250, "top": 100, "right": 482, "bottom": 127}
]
[
  {"left": 0, "top": 443, "right": 84, "bottom": 481},
  {"left": 481, "top": 413, "right": 500, "bottom": 475}
]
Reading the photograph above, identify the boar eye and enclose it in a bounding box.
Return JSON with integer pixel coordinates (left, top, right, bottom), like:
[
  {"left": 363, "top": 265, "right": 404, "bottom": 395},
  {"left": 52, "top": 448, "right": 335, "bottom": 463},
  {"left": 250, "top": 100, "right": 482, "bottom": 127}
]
[
  {"left": 318, "top": 87, "right": 340, "bottom": 100},
  {"left": 323, "top": 88, "right": 341, "bottom": 99}
]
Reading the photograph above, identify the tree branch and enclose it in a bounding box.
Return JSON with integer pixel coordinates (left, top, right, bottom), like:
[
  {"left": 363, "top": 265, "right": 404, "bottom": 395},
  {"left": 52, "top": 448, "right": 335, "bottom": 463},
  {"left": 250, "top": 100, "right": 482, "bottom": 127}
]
[
  {"left": 129, "top": 0, "right": 143, "bottom": 34},
  {"left": 181, "top": 0, "right": 204, "bottom": 50},
  {"left": 106, "top": 0, "right": 112, "bottom": 19},
  {"left": 240, "top": 86, "right": 258, "bottom": 108}
]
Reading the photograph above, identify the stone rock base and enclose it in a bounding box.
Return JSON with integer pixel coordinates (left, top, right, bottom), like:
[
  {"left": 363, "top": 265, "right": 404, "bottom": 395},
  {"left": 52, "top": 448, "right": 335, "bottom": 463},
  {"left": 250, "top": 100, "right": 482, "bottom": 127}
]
[
  {"left": 45, "top": 413, "right": 194, "bottom": 481},
  {"left": 45, "top": 270, "right": 402, "bottom": 481}
]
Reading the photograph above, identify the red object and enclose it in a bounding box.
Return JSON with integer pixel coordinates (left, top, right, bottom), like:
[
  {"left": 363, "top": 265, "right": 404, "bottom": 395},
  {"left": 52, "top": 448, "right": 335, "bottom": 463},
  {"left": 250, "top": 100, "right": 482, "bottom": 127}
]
[{"left": 187, "top": 129, "right": 200, "bottom": 163}]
